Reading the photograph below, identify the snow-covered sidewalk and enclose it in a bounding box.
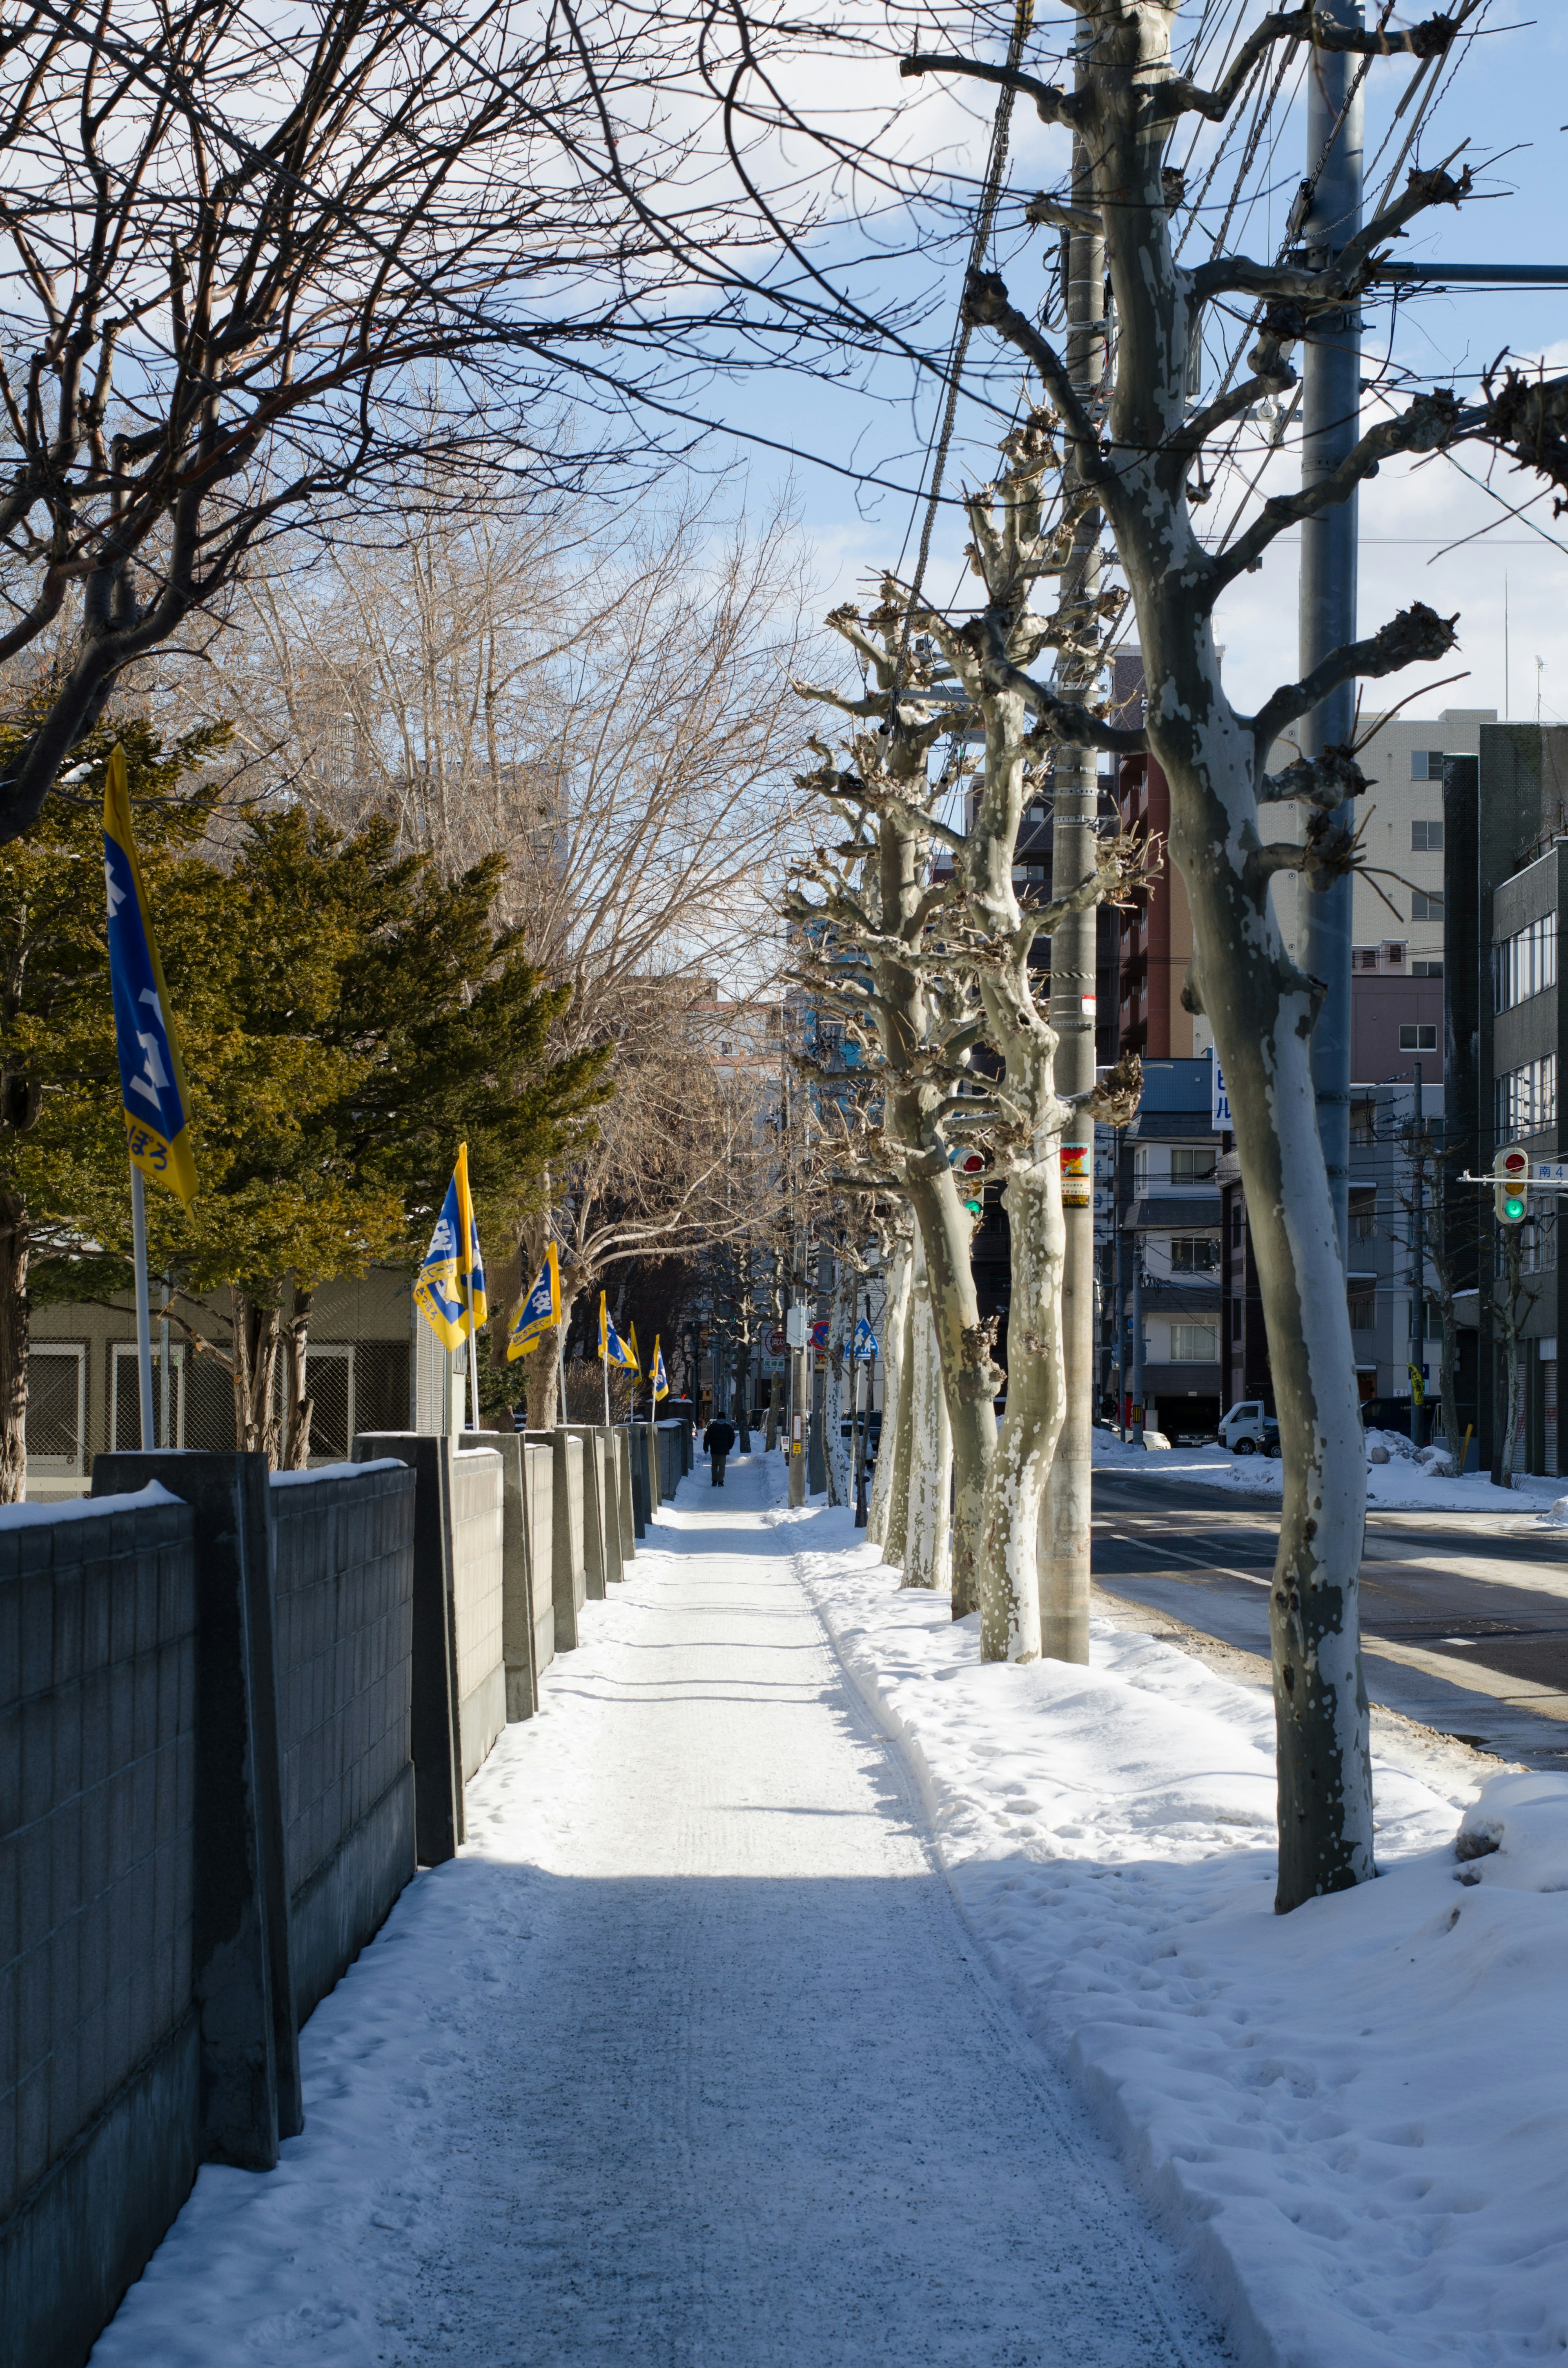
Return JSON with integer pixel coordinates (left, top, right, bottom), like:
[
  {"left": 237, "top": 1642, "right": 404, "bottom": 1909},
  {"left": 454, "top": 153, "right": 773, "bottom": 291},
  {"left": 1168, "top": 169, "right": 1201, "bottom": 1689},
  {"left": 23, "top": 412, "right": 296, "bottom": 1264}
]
[
  {"left": 91, "top": 1451, "right": 1227, "bottom": 2368},
  {"left": 793, "top": 1505, "right": 1568, "bottom": 2368}
]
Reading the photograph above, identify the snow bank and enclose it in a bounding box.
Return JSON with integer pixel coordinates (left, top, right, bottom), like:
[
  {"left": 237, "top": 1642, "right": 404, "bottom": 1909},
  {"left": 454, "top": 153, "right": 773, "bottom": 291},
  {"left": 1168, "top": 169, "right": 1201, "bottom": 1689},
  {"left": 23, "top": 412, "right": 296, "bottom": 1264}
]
[
  {"left": 1092, "top": 1427, "right": 1560, "bottom": 1514},
  {"left": 789, "top": 1505, "right": 1568, "bottom": 2368}
]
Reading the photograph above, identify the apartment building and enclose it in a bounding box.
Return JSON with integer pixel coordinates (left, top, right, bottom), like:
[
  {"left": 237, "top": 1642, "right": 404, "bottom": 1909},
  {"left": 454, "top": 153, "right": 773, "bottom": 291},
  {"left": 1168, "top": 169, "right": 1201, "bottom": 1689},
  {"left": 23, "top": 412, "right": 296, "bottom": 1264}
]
[
  {"left": 1445, "top": 724, "right": 1568, "bottom": 1478},
  {"left": 1099, "top": 1057, "right": 1223, "bottom": 1438}
]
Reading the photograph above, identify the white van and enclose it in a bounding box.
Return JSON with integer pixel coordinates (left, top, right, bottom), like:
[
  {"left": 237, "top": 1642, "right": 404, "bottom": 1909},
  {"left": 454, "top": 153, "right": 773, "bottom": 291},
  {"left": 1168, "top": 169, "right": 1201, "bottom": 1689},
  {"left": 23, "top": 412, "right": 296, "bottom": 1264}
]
[{"left": 1219, "top": 1400, "right": 1278, "bottom": 1456}]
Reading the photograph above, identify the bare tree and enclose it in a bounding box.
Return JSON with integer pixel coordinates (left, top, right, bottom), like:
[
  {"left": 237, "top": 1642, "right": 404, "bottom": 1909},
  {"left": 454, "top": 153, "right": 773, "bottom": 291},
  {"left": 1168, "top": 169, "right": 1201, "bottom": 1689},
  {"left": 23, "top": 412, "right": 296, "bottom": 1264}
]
[
  {"left": 901, "top": 1, "right": 1568, "bottom": 1905},
  {"left": 0, "top": 0, "right": 777, "bottom": 838}
]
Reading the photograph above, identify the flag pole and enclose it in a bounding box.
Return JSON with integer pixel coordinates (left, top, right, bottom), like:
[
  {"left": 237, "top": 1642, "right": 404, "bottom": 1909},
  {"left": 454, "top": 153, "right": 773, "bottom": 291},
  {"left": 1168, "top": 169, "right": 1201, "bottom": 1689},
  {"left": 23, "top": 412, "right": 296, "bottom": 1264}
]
[
  {"left": 130, "top": 1165, "right": 155, "bottom": 1451},
  {"left": 468, "top": 1324, "right": 481, "bottom": 1432},
  {"left": 556, "top": 1318, "right": 568, "bottom": 1428},
  {"left": 602, "top": 1338, "right": 610, "bottom": 1427}
]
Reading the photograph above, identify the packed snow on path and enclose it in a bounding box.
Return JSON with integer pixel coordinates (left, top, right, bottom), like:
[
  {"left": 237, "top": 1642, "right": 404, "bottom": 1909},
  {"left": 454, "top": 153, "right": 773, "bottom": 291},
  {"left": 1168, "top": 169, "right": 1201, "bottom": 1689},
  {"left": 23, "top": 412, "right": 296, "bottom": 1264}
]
[
  {"left": 91, "top": 1451, "right": 1229, "bottom": 2368},
  {"left": 1092, "top": 1426, "right": 1563, "bottom": 1516},
  {"left": 793, "top": 1498, "right": 1568, "bottom": 2368}
]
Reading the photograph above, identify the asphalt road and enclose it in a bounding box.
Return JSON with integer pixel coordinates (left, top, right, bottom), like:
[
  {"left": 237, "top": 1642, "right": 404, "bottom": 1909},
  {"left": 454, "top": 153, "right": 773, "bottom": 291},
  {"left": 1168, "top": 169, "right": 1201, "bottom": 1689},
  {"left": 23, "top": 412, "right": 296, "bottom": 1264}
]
[{"left": 1092, "top": 1465, "right": 1568, "bottom": 1768}]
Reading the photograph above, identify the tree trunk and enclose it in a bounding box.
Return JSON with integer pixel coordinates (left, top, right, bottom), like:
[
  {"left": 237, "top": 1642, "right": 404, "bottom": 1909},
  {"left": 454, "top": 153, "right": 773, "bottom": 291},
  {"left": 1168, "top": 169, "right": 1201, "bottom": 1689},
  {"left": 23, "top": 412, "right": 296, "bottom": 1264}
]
[
  {"left": 978, "top": 1154, "right": 1062, "bottom": 1662},
  {"left": 901, "top": 1169, "right": 995, "bottom": 1612},
  {"left": 1161, "top": 718, "right": 1375, "bottom": 1907},
  {"left": 230, "top": 1286, "right": 283, "bottom": 1464},
  {"left": 0, "top": 1193, "right": 28, "bottom": 1503},
  {"left": 868, "top": 1235, "right": 912, "bottom": 1551},
  {"left": 902, "top": 1236, "right": 953, "bottom": 1591},
  {"left": 824, "top": 1259, "right": 855, "bottom": 1507},
  {"left": 735, "top": 1338, "right": 753, "bottom": 1449},
  {"left": 281, "top": 1282, "right": 314, "bottom": 1469}
]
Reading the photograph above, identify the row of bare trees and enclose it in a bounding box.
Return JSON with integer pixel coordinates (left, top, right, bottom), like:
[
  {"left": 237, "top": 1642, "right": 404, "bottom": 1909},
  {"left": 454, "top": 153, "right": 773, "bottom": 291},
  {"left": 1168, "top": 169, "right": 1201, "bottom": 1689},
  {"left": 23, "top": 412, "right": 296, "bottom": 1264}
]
[{"left": 780, "top": 0, "right": 1568, "bottom": 1915}]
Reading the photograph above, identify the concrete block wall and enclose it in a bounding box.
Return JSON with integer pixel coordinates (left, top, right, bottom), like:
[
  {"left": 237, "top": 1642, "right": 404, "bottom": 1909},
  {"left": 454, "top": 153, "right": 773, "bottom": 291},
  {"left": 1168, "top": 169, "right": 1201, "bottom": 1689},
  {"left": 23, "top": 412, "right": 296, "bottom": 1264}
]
[
  {"left": 268, "top": 1465, "right": 418, "bottom": 2027},
  {"left": 522, "top": 1444, "right": 555, "bottom": 1686},
  {"left": 0, "top": 1488, "right": 201, "bottom": 2368},
  {"left": 450, "top": 1449, "right": 505, "bottom": 1783},
  {"left": 525, "top": 1431, "right": 585, "bottom": 1651}
]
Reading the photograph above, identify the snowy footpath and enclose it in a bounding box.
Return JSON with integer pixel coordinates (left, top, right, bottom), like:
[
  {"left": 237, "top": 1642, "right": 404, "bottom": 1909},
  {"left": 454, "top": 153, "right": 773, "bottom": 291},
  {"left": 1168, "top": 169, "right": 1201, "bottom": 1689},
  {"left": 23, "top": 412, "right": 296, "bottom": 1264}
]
[{"left": 92, "top": 1451, "right": 1229, "bottom": 2368}]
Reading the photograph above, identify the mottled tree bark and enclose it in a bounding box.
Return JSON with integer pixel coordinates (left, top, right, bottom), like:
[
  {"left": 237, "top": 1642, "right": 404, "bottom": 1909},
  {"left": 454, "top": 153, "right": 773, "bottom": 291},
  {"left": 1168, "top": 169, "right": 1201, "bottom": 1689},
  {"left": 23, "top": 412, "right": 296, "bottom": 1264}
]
[
  {"left": 280, "top": 1284, "right": 314, "bottom": 1469},
  {"left": 0, "top": 1194, "right": 28, "bottom": 1503},
  {"left": 230, "top": 1287, "right": 283, "bottom": 1464}
]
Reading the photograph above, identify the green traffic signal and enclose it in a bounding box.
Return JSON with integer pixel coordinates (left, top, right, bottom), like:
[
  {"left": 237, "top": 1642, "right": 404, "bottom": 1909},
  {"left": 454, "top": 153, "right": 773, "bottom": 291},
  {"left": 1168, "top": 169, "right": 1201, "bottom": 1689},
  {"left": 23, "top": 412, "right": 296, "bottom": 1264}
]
[{"left": 1504, "top": 1193, "right": 1527, "bottom": 1222}]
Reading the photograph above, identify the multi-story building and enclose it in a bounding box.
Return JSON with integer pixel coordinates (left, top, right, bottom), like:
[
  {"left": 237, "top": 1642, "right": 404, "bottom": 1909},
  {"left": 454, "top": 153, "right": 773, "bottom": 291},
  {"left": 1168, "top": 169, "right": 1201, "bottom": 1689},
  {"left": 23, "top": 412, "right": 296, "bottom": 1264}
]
[
  {"left": 1107, "top": 653, "right": 1497, "bottom": 1085},
  {"left": 1098, "top": 1057, "right": 1223, "bottom": 1439},
  {"left": 1445, "top": 724, "right": 1568, "bottom": 1478},
  {"left": 1217, "top": 1077, "right": 1443, "bottom": 1418}
]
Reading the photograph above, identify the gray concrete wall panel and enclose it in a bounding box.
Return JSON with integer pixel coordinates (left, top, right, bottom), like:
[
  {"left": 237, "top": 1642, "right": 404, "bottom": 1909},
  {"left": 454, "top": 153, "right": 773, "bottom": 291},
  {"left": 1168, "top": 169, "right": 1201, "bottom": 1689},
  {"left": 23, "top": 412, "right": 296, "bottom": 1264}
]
[
  {"left": 450, "top": 1449, "right": 505, "bottom": 1782},
  {"left": 0, "top": 1489, "right": 200, "bottom": 2368},
  {"left": 521, "top": 1444, "right": 555, "bottom": 1685},
  {"left": 268, "top": 1464, "right": 417, "bottom": 2024}
]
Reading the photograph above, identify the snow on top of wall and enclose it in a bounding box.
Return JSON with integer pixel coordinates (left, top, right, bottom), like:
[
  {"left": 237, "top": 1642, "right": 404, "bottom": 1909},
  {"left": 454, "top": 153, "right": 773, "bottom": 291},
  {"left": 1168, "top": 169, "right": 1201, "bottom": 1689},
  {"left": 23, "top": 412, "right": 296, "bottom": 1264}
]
[
  {"left": 0, "top": 1480, "right": 183, "bottom": 1528},
  {"left": 270, "top": 1459, "right": 409, "bottom": 1488}
]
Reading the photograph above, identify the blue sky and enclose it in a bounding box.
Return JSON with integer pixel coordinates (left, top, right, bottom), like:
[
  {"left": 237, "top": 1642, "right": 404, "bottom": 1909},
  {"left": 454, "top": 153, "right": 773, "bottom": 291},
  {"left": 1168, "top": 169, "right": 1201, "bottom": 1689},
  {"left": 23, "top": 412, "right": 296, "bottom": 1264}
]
[{"left": 691, "top": 2, "right": 1568, "bottom": 728}]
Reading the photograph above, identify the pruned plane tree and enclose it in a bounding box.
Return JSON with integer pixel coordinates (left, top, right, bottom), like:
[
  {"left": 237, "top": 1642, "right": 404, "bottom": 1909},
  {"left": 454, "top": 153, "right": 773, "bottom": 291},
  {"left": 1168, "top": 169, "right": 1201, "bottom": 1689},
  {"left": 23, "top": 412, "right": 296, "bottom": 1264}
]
[
  {"left": 899, "top": 0, "right": 1568, "bottom": 1911},
  {"left": 786, "top": 387, "right": 1149, "bottom": 1669}
]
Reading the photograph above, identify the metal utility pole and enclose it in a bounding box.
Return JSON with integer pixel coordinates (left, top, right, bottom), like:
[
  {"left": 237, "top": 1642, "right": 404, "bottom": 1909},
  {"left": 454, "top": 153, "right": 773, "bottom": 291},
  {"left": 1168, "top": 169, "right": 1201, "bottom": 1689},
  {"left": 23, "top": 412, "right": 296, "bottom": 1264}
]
[
  {"left": 1298, "top": 1, "right": 1364, "bottom": 1272},
  {"left": 1039, "top": 32, "right": 1104, "bottom": 1665}
]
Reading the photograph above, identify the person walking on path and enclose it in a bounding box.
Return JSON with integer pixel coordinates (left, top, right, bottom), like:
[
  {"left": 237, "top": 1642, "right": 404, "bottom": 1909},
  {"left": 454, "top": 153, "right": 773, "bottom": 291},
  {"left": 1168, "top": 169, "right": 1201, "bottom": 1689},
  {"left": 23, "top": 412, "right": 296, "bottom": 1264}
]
[{"left": 703, "top": 1413, "right": 737, "bottom": 1486}]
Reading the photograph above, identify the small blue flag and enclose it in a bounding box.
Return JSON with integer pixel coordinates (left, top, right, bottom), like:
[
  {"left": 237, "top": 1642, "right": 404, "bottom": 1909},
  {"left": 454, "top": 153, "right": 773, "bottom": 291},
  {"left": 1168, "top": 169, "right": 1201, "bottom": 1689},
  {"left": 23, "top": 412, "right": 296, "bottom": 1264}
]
[
  {"left": 508, "top": 1243, "right": 561, "bottom": 1362},
  {"left": 103, "top": 745, "right": 197, "bottom": 1206},
  {"left": 414, "top": 1143, "right": 487, "bottom": 1352}
]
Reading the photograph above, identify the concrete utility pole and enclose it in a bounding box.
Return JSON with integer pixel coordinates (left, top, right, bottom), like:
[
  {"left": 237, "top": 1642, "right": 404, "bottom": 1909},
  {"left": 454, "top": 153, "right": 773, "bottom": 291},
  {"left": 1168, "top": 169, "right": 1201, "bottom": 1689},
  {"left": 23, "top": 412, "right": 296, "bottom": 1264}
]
[
  {"left": 1411, "top": 1059, "right": 1426, "bottom": 1450},
  {"left": 1038, "top": 33, "right": 1104, "bottom": 1666},
  {"left": 1298, "top": 0, "right": 1364, "bottom": 1274},
  {"left": 1130, "top": 1250, "right": 1145, "bottom": 1446}
]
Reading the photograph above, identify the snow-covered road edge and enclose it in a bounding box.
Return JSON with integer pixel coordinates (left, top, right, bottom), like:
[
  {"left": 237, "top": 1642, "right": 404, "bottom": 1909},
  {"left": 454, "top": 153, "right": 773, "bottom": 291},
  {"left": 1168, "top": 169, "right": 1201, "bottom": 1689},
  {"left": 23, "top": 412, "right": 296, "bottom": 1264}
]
[{"left": 779, "top": 1481, "right": 1568, "bottom": 2368}]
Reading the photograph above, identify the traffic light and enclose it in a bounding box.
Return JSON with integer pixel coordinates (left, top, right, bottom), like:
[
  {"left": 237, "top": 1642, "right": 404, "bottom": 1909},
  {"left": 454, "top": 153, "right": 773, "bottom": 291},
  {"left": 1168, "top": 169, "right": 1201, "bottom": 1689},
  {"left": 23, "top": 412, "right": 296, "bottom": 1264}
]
[{"left": 1494, "top": 1144, "right": 1530, "bottom": 1226}]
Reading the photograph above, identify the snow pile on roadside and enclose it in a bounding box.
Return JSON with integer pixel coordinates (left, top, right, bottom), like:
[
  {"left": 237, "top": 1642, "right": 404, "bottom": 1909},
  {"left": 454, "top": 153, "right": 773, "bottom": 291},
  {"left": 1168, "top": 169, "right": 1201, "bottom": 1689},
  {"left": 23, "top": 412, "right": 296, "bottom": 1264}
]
[
  {"left": 790, "top": 1507, "right": 1568, "bottom": 2368},
  {"left": 1092, "top": 1425, "right": 1559, "bottom": 1513}
]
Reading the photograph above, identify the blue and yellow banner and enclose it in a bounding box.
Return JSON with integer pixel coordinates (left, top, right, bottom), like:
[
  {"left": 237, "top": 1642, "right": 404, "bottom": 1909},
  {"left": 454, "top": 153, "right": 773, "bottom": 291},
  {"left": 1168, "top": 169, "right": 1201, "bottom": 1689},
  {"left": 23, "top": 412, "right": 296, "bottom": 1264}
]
[
  {"left": 414, "top": 1143, "right": 488, "bottom": 1351},
  {"left": 651, "top": 1338, "right": 669, "bottom": 1401},
  {"left": 507, "top": 1242, "right": 561, "bottom": 1362},
  {"left": 599, "top": 1291, "right": 638, "bottom": 1374},
  {"left": 103, "top": 745, "right": 197, "bottom": 1206}
]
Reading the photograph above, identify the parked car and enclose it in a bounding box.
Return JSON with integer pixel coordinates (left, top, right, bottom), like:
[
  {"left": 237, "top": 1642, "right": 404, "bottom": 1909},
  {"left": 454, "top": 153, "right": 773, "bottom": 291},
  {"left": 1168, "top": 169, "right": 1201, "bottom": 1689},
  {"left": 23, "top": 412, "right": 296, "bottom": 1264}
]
[
  {"left": 1219, "top": 1400, "right": 1280, "bottom": 1456},
  {"left": 1358, "top": 1397, "right": 1413, "bottom": 1439}
]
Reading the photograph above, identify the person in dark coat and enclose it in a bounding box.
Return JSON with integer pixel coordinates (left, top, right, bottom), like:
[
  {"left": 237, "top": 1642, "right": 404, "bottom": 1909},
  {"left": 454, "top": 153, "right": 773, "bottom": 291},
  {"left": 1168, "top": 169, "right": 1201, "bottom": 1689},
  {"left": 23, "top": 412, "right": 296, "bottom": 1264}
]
[{"left": 703, "top": 1415, "right": 737, "bottom": 1486}]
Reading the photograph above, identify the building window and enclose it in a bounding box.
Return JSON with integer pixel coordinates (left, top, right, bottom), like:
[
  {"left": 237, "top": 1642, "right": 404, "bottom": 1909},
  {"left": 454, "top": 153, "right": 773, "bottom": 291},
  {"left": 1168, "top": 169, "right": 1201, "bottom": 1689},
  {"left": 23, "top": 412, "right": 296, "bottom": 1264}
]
[
  {"left": 1348, "top": 1287, "right": 1376, "bottom": 1331},
  {"left": 1171, "top": 1323, "right": 1218, "bottom": 1362},
  {"left": 1169, "top": 1236, "right": 1220, "bottom": 1272},
  {"left": 1353, "top": 947, "right": 1378, "bottom": 971},
  {"left": 1496, "top": 1052, "right": 1558, "bottom": 1139},
  {"left": 1411, "top": 818, "right": 1444, "bottom": 852},
  {"left": 1352, "top": 1204, "right": 1376, "bottom": 1241},
  {"left": 1169, "top": 1146, "right": 1217, "bottom": 1185},
  {"left": 1411, "top": 889, "right": 1444, "bottom": 921},
  {"left": 1350, "top": 1099, "right": 1376, "bottom": 1146},
  {"left": 1494, "top": 913, "right": 1558, "bottom": 1012},
  {"left": 1411, "top": 750, "right": 1445, "bottom": 781},
  {"left": 1412, "top": 960, "right": 1443, "bottom": 979},
  {"left": 1399, "top": 1023, "right": 1438, "bottom": 1050}
]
